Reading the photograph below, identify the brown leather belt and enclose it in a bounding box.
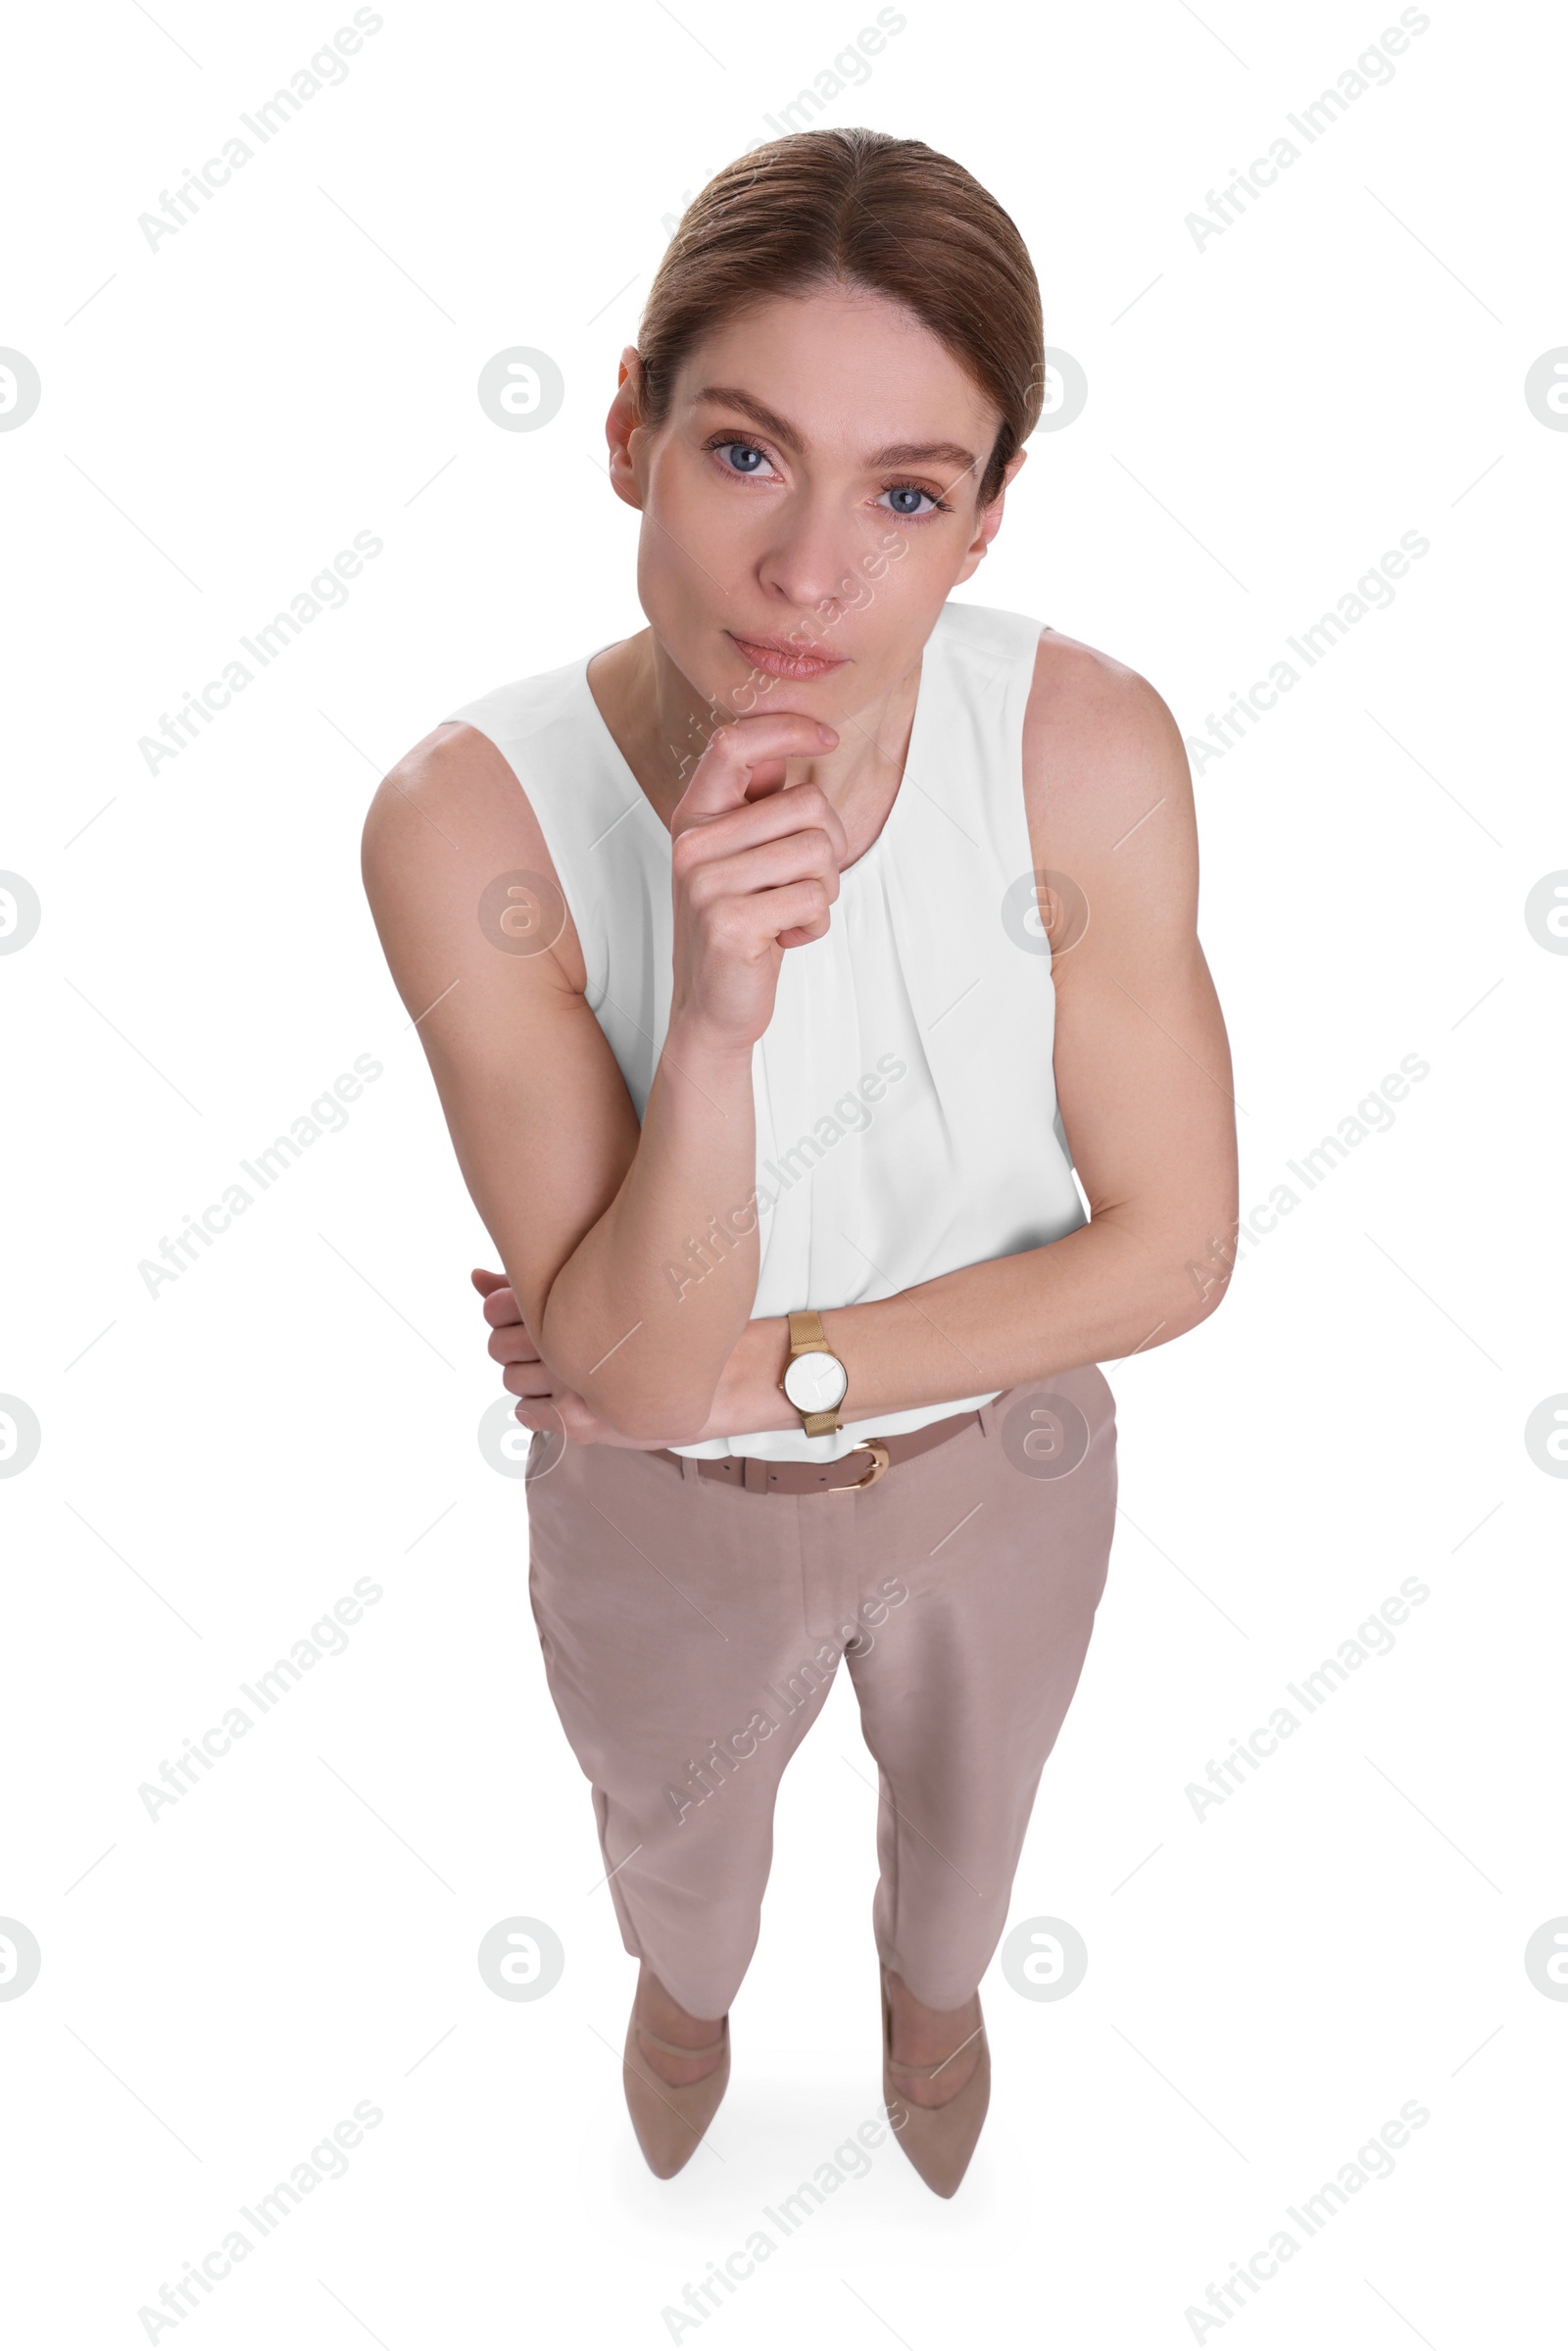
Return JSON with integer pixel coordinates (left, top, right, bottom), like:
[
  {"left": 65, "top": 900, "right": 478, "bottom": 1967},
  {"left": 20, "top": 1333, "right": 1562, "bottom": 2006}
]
[{"left": 661, "top": 1406, "right": 981, "bottom": 1494}]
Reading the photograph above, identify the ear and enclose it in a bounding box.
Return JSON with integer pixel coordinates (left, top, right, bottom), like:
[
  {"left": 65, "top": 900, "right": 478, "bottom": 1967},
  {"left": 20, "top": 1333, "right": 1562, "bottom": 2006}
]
[
  {"left": 953, "top": 446, "right": 1027, "bottom": 587},
  {"left": 606, "top": 346, "right": 647, "bottom": 513}
]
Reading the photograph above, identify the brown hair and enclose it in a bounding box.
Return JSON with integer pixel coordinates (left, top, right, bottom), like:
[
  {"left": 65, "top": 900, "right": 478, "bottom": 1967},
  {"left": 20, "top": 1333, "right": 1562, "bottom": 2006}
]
[{"left": 635, "top": 129, "right": 1045, "bottom": 508}]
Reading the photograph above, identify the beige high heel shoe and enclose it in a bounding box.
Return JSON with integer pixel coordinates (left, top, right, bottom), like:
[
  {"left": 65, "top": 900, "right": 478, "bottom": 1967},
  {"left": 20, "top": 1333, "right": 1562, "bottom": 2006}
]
[
  {"left": 622, "top": 1999, "right": 731, "bottom": 2180},
  {"left": 881, "top": 1968, "right": 990, "bottom": 2198}
]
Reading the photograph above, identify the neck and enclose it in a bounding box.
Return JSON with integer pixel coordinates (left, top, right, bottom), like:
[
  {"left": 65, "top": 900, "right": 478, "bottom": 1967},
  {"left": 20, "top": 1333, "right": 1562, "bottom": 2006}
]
[{"left": 588, "top": 626, "right": 922, "bottom": 860}]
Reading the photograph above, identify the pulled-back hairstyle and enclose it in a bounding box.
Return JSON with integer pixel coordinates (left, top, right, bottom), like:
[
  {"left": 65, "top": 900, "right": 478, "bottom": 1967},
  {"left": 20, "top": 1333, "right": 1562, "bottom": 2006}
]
[{"left": 636, "top": 129, "right": 1045, "bottom": 508}]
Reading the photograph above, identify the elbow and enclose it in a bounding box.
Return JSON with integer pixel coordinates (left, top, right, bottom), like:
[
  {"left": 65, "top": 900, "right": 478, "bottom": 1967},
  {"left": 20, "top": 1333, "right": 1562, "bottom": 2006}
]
[
  {"left": 1186, "top": 1238, "right": 1240, "bottom": 1329},
  {"left": 1189, "top": 1284, "right": 1231, "bottom": 1334},
  {"left": 592, "top": 1395, "right": 716, "bottom": 1446},
  {"left": 571, "top": 1370, "right": 718, "bottom": 1448},
  {"left": 538, "top": 1299, "right": 717, "bottom": 1444},
  {"left": 1167, "top": 1191, "right": 1241, "bottom": 1330},
  {"left": 1103, "top": 1199, "right": 1238, "bottom": 1338}
]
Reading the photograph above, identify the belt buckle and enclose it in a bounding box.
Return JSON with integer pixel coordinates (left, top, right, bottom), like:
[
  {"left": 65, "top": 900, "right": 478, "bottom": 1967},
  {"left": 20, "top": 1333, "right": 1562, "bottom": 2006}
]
[{"left": 831, "top": 1439, "right": 890, "bottom": 1493}]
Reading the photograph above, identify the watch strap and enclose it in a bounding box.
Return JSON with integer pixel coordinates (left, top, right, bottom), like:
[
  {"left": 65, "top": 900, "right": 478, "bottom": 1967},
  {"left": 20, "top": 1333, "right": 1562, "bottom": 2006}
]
[
  {"left": 785, "top": 1308, "right": 844, "bottom": 1436},
  {"left": 787, "top": 1308, "right": 829, "bottom": 1358}
]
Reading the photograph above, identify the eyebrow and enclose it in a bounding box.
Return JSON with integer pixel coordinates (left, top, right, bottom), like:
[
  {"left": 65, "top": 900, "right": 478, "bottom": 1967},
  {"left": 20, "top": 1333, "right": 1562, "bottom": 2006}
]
[{"left": 691, "top": 385, "right": 978, "bottom": 477}]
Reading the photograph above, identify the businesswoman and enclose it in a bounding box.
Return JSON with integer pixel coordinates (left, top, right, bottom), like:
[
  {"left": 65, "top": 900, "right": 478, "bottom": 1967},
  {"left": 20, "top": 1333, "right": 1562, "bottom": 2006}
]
[{"left": 362, "top": 127, "right": 1237, "bottom": 2195}]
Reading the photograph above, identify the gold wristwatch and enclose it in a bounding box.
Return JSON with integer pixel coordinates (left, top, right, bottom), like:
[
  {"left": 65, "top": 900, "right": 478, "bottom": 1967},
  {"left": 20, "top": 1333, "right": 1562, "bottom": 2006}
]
[{"left": 780, "top": 1309, "right": 850, "bottom": 1437}]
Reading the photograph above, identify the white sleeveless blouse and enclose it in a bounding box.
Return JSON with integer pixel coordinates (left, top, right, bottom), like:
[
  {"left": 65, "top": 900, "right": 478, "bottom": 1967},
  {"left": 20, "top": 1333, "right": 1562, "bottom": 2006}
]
[{"left": 446, "top": 599, "right": 1086, "bottom": 1461}]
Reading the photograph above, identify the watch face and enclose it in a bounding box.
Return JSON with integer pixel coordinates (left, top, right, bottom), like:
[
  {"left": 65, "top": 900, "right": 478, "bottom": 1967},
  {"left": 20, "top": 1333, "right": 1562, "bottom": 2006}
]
[{"left": 783, "top": 1349, "right": 848, "bottom": 1414}]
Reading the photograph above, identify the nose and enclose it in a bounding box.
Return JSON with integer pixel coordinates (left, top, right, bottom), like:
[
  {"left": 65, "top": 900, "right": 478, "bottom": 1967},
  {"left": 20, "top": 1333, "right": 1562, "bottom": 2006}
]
[{"left": 756, "top": 492, "right": 867, "bottom": 631}]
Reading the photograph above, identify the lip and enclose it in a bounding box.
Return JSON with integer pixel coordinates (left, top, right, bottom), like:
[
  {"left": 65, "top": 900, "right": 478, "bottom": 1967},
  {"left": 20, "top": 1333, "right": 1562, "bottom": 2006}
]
[{"left": 727, "top": 630, "right": 849, "bottom": 681}]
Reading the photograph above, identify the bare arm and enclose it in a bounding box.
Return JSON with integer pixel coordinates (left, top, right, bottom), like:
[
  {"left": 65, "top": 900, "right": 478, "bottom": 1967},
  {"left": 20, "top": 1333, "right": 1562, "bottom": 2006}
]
[
  {"left": 361, "top": 706, "right": 847, "bottom": 1443},
  {"left": 659, "top": 635, "right": 1239, "bottom": 1436}
]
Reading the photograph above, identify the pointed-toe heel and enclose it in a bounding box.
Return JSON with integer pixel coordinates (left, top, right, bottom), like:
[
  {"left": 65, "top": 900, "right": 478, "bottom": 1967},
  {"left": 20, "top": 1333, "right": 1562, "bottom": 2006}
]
[
  {"left": 881, "top": 1970, "right": 990, "bottom": 2198},
  {"left": 622, "top": 2007, "right": 730, "bottom": 2180}
]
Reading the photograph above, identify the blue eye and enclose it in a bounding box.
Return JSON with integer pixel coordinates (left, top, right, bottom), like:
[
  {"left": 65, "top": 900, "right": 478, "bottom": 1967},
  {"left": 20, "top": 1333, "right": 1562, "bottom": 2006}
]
[{"left": 705, "top": 435, "right": 949, "bottom": 518}]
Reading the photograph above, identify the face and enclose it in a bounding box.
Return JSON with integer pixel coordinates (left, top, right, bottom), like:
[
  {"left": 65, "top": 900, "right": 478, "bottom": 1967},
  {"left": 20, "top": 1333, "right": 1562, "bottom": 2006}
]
[{"left": 606, "top": 284, "right": 1024, "bottom": 723}]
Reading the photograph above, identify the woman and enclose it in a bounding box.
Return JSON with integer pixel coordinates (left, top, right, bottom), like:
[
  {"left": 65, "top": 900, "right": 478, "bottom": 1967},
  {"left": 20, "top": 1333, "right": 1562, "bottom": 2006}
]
[{"left": 362, "top": 127, "right": 1237, "bottom": 2196}]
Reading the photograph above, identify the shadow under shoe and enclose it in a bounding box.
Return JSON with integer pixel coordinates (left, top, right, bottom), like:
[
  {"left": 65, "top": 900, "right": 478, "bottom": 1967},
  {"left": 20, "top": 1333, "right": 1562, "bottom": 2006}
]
[
  {"left": 622, "top": 2008, "right": 731, "bottom": 2180},
  {"left": 881, "top": 1970, "right": 991, "bottom": 2198}
]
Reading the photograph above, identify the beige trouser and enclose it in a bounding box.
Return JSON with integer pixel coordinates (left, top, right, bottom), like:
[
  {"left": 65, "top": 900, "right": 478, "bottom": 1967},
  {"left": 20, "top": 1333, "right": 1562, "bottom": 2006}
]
[{"left": 523, "top": 1369, "right": 1118, "bottom": 2020}]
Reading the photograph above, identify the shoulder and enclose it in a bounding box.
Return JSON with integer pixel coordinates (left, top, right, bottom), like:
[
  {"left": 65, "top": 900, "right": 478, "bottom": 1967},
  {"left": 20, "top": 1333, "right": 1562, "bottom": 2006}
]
[
  {"left": 362, "top": 717, "right": 527, "bottom": 857},
  {"left": 361, "top": 719, "right": 588, "bottom": 996},
  {"left": 1022, "top": 627, "right": 1189, "bottom": 796},
  {"left": 363, "top": 649, "right": 586, "bottom": 870},
  {"left": 1021, "top": 627, "right": 1197, "bottom": 901},
  {"left": 363, "top": 646, "right": 599, "bottom": 872}
]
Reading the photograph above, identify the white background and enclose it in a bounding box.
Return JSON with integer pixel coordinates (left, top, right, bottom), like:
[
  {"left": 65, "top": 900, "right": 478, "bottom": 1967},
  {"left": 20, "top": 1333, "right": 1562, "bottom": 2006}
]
[{"left": 3, "top": 0, "right": 1565, "bottom": 2342}]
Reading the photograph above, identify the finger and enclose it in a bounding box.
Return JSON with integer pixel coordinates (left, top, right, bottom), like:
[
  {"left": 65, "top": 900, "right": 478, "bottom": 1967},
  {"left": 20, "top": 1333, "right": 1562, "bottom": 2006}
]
[
  {"left": 470, "top": 1266, "right": 510, "bottom": 1297},
  {"left": 503, "top": 1360, "right": 560, "bottom": 1399},
  {"left": 682, "top": 830, "right": 841, "bottom": 913},
  {"left": 722, "top": 877, "right": 834, "bottom": 949},
  {"left": 489, "top": 1325, "right": 541, "bottom": 1365},
  {"left": 672, "top": 780, "right": 850, "bottom": 872},
  {"left": 481, "top": 1284, "right": 525, "bottom": 1329},
  {"left": 557, "top": 1395, "right": 631, "bottom": 1447},
  {"left": 513, "top": 1394, "right": 601, "bottom": 1446},
  {"left": 511, "top": 1397, "right": 562, "bottom": 1433},
  {"left": 673, "top": 713, "right": 838, "bottom": 826}
]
